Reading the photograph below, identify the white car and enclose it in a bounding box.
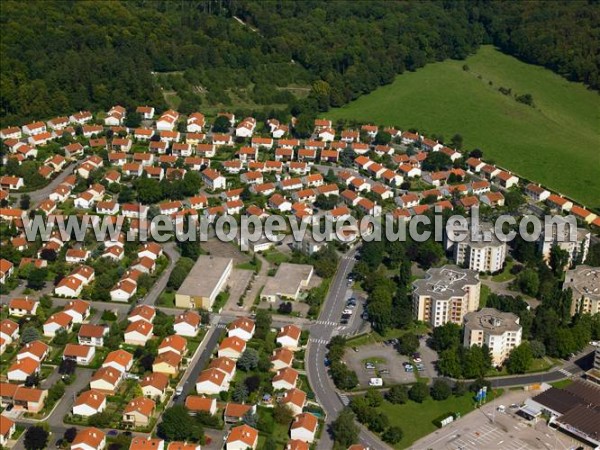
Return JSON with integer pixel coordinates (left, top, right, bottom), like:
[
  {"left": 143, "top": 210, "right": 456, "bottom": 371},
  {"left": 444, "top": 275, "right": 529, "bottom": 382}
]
[
  {"left": 369, "top": 377, "right": 383, "bottom": 387},
  {"left": 343, "top": 309, "right": 353, "bottom": 315}
]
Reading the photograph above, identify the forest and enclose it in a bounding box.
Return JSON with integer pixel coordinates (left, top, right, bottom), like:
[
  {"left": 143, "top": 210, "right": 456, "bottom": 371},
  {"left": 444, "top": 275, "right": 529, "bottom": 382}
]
[{"left": 1, "top": 0, "right": 597, "bottom": 127}]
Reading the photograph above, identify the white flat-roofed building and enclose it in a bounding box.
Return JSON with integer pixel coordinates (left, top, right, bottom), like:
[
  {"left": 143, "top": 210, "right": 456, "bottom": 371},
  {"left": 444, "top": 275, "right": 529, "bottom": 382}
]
[
  {"left": 260, "top": 263, "right": 313, "bottom": 302},
  {"left": 412, "top": 265, "right": 480, "bottom": 327},
  {"left": 538, "top": 216, "right": 590, "bottom": 267},
  {"left": 564, "top": 266, "right": 600, "bottom": 316},
  {"left": 175, "top": 256, "right": 233, "bottom": 309},
  {"left": 448, "top": 222, "right": 507, "bottom": 273},
  {"left": 463, "top": 307, "right": 522, "bottom": 366}
]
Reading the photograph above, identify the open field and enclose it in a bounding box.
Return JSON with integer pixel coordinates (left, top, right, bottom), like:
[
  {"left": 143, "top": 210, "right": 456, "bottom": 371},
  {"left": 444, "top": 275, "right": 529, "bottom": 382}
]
[
  {"left": 327, "top": 46, "right": 600, "bottom": 208},
  {"left": 377, "top": 390, "right": 503, "bottom": 449}
]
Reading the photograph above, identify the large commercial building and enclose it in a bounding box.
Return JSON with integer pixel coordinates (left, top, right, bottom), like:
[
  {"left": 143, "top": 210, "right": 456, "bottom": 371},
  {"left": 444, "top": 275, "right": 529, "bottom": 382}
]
[
  {"left": 523, "top": 380, "right": 600, "bottom": 448},
  {"left": 538, "top": 216, "right": 590, "bottom": 267},
  {"left": 175, "top": 256, "right": 233, "bottom": 309},
  {"left": 463, "top": 307, "right": 522, "bottom": 366},
  {"left": 261, "top": 263, "right": 313, "bottom": 302},
  {"left": 563, "top": 265, "right": 600, "bottom": 316},
  {"left": 446, "top": 222, "right": 507, "bottom": 273},
  {"left": 412, "top": 265, "right": 480, "bottom": 327}
]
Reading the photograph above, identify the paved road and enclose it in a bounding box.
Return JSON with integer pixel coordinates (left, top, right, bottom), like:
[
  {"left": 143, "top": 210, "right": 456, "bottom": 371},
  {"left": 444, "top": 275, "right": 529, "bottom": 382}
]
[
  {"left": 14, "top": 161, "right": 79, "bottom": 205},
  {"left": 141, "top": 241, "right": 180, "bottom": 306},
  {"left": 306, "top": 249, "right": 391, "bottom": 450},
  {"left": 173, "top": 316, "right": 225, "bottom": 405}
]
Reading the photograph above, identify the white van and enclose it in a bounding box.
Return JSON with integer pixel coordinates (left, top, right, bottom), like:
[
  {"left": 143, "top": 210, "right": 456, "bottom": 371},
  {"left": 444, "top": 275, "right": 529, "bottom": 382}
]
[{"left": 369, "top": 377, "right": 383, "bottom": 387}]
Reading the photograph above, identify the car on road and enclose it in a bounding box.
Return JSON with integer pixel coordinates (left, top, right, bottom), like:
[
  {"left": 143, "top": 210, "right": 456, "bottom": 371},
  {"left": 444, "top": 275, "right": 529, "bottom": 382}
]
[{"left": 175, "top": 386, "right": 183, "bottom": 396}]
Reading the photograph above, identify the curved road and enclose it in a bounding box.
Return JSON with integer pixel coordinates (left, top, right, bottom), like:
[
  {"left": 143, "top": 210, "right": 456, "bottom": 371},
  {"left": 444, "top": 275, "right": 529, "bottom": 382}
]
[{"left": 306, "top": 249, "right": 391, "bottom": 450}]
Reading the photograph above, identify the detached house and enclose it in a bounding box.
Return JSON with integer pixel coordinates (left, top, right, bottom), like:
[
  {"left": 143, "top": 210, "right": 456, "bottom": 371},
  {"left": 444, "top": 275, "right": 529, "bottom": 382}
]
[
  {"left": 196, "top": 368, "right": 229, "bottom": 395},
  {"left": 43, "top": 311, "right": 73, "bottom": 337},
  {"left": 277, "top": 325, "right": 302, "bottom": 350},
  {"left": 102, "top": 349, "right": 133, "bottom": 373},
  {"left": 227, "top": 318, "right": 255, "bottom": 341},
  {"left": 124, "top": 320, "right": 154, "bottom": 346},
  {"left": 90, "top": 367, "right": 124, "bottom": 394},
  {"left": 73, "top": 390, "right": 107, "bottom": 417},
  {"left": 140, "top": 372, "right": 169, "bottom": 402},
  {"left": 218, "top": 336, "right": 246, "bottom": 360},
  {"left": 123, "top": 397, "right": 155, "bottom": 427},
  {"left": 201, "top": 168, "right": 226, "bottom": 191},
  {"left": 79, "top": 324, "right": 109, "bottom": 347},
  {"left": 8, "top": 297, "right": 39, "bottom": 316}
]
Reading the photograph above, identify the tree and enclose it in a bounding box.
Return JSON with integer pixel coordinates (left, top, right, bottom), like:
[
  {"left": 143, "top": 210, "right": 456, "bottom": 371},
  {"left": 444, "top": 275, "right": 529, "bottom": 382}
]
[
  {"left": 273, "top": 403, "right": 293, "bottom": 424},
  {"left": 450, "top": 133, "right": 463, "bottom": 149},
  {"left": 329, "top": 361, "right": 359, "bottom": 390},
  {"left": 374, "top": 131, "right": 391, "bottom": 145},
  {"left": 24, "top": 426, "right": 49, "bottom": 450},
  {"left": 53, "top": 329, "right": 69, "bottom": 345},
  {"left": 365, "top": 388, "right": 383, "bottom": 407},
  {"left": 242, "top": 411, "right": 257, "bottom": 428},
  {"left": 63, "top": 427, "right": 77, "bottom": 443},
  {"left": 430, "top": 379, "right": 452, "bottom": 400},
  {"left": 59, "top": 358, "right": 77, "bottom": 375},
  {"left": 237, "top": 348, "right": 259, "bottom": 371},
  {"left": 20, "top": 194, "right": 31, "bottom": 210},
  {"left": 408, "top": 383, "right": 429, "bottom": 403},
  {"left": 422, "top": 152, "right": 452, "bottom": 171},
  {"left": 331, "top": 408, "right": 359, "bottom": 447},
  {"left": 157, "top": 405, "right": 203, "bottom": 442},
  {"left": 386, "top": 385, "right": 408, "bottom": 404},
  {"left": 232, "top": 383, "right": 248, "bottom": 403},
  {"left": 529, "top": 340, "right": 546, "bottom": 358},
  {"left": 27, "top": 267, "right": 47, "bottom": 290},
  {"left": 431, "top": 322, "right": 461, "bottom": 352},
  {"left": 550, "top": 245, "right": 570, "bottom": 276},
  {"left": 254, "top": 309, "right": 272, "bottom": 340},
  {"left": 438, "top": 348, "right": 463, "bottom": 378},
  {"left": 506, "top": 342, "right": 533, "bottom": 374},
  {"left": 88, "top": 411, "right": 112, "bottom": 428},
  {"left": 382, "top": 426, "right": 403, "bottom": 444},
  {"left": 398, "top": 333, "right": 419, "bottom": 355},
  {"left": 212, "top": 115, "right": 230, "bottom": 133},
  {"left": 517, "top": 269, "right": 539, "bottom": 296},
  {"left": 244, "top": 375, "right": 261, "bottom": 393},
  {"left": 21, "top": 326, "right": 41, "bottom": 343}
]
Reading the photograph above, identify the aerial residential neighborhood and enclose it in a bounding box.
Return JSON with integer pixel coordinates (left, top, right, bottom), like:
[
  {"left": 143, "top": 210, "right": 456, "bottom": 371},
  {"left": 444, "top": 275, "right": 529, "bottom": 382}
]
[{"left": 1, "top": 1, "right": 599, "bottom": 450}]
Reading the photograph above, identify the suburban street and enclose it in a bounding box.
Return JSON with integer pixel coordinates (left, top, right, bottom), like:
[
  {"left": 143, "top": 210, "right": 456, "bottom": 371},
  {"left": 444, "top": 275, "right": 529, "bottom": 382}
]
[{"left": 306, "top": 248, "right": 392, "bottom": 450}]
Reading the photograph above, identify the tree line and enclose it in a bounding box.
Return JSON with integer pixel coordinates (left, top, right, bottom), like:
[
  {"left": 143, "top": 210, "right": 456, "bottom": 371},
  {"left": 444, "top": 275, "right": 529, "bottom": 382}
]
[{"left": 2, "top": 1, "right": 596, "bottom": 128}]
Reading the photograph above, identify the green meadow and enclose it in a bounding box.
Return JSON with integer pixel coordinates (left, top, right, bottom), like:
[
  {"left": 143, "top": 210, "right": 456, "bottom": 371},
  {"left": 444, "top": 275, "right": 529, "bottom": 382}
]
[{"left": 327, "top": 46, "right": 600, "bottom": 208}]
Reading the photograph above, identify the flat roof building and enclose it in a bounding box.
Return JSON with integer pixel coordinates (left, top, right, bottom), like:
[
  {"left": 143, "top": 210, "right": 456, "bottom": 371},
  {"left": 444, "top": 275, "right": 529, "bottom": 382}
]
[
  {"left": 538, "top": 216, "right": 590, "bottom": 267},
  {"left": 447, "top": 222, "right": 507, "bottom": 273},
  {"left": 463, "top": 307, "right": 522, "bottom": 366},
  {"left": 563, "top": 265, "right": 600, "bottom": 316},
  {"left": 261, "top": 263, "right": 313, "bottom": 302},
  {"left": 175, "top": 256, "right": 233, "bottom": 310},
  {"left": 412, "top": 265, "right": 480, "bottom": 327}
]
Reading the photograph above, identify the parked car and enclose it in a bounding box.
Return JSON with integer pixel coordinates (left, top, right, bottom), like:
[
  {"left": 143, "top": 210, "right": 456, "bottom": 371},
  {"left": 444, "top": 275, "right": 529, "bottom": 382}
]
[
  {"left": 380, "top": 369, "right": 390, "bottom": 374},
  {"left": 365, "top": 362, "right": 375, "bottom": 369}
]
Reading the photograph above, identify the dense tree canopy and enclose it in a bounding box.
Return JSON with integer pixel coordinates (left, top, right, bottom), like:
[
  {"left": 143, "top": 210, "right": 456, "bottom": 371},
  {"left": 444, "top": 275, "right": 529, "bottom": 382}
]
[{"left": 2, "top": 1, "right": 595, "bottom": 127}]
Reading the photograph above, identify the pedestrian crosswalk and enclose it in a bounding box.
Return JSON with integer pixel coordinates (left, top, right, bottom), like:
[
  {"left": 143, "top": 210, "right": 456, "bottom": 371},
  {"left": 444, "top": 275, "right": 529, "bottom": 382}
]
[
  {"left": 215, "top": 323, "right": 226, "bottom": 329},
  {"left": 558, "top": 368, "right": 571, "bottom": 377},
  {"left": 339, "top": 394, "right": 350, "bottom": 406},
  {"left": 309, "top": 338, "right": 329, "bottom": 345},
  {"left": 315, "top": 320, "right": 338, "bottom": 326}
]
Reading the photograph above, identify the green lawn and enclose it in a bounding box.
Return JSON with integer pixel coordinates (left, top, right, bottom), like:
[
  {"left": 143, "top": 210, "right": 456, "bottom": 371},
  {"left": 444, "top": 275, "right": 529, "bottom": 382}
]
[
  {"left": 377, "top": 390, "right": 503, "bottom": 449},
  {"left": 491, "top": 261, "right": 516, "bottom": 282},
  {"left": 479, "top": 284, "right": 491, "bottom": 308},
  {"left": 326, "top": 46, "right": 600, "bottom": 208},
  {"left": 262, "top": 249, "right": 291, "bottom": 266}
]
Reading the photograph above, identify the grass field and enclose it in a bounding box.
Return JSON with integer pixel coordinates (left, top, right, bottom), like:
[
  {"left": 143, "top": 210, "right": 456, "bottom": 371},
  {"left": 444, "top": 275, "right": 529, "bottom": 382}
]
[
  {"left": 326, "top": 46, "right": 600, "bottom": 208},
  {"left": 377, "top": 390, "right": 503, "bottom": 449}
]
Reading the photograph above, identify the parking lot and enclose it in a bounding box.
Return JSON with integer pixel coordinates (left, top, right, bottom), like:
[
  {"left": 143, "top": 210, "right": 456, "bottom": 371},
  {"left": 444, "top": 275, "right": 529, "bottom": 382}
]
[
  {"left": 344, "top": 342, "right": 417, "bottom": 387},
  {"left": 411, "top": 389, "right": 589, "bottom": 450}
]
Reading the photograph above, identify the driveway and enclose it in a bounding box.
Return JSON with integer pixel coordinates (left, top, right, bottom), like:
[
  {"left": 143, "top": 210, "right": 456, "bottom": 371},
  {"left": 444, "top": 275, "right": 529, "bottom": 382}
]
[
  {"left": 141, "top": 241, "right": 180, "bottom": 306},
  {"left": 344, "top": 343, "right": 417, "bottom": 387}
]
